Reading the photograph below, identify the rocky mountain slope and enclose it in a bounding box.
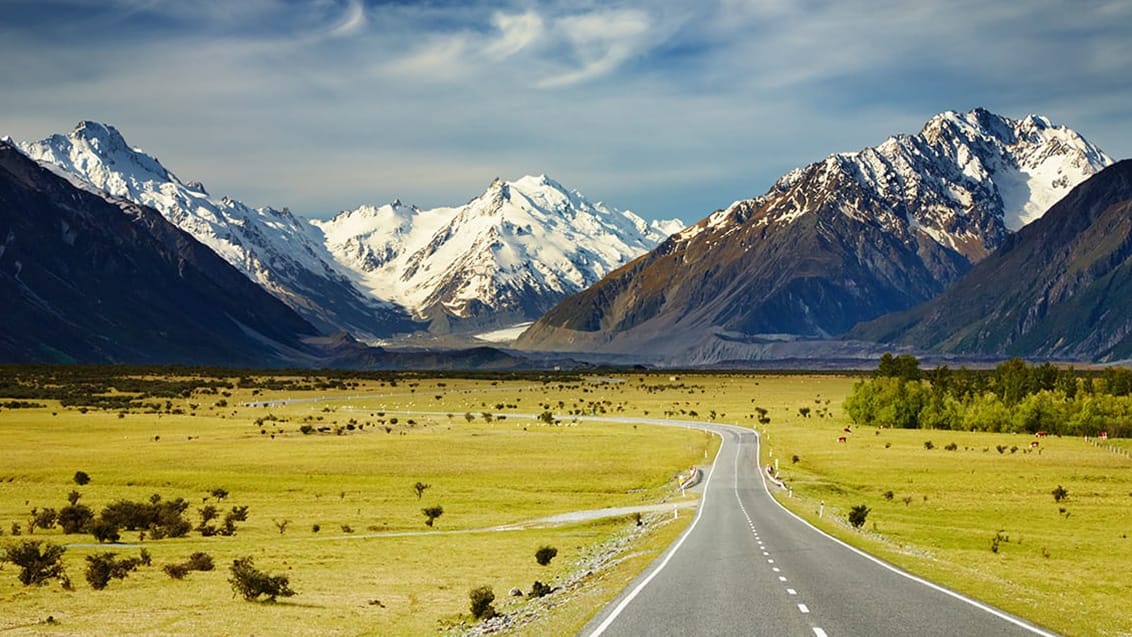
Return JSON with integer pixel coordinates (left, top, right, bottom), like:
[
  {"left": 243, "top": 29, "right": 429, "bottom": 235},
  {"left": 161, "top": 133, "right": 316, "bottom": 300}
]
[
  {"left": 0, "top": 139, "right": 321, "bottom": 365},
  {"left": 516, "top": 109, "right": 1112, "bottom": 362},
  {"left": 313, "top": 174, "right": 682, "bottom": 331},
  {"left": 852, "top": 160, "right": 1132, "bottom": 361},
  {"left": 18, "top": 122, "right": 418, "bottom": 339}
]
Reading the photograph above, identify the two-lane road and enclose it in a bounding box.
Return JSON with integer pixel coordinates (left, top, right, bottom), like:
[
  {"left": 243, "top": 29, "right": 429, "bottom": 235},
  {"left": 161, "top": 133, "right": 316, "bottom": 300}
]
[{"left": 581, "top": 420, "right": 1054, "bottom": 637}]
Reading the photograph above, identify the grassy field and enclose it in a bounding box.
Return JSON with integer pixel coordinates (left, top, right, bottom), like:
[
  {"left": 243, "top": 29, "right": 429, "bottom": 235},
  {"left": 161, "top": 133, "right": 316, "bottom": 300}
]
[
  {"left": 0, "top": 373, "right": 715, "bottom": 636},
  {"left": 745, "top": 376, "right": 1132, "bottom": 637},
  {"left": 3, "top": 370, "right": 1131, "bottom": 636}
]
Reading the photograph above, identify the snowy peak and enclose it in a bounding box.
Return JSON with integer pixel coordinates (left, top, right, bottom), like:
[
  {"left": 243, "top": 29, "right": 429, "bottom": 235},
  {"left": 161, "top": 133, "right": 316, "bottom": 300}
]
[
  {"left": 21, "top": 121, "right": 175, "bottom": 198},
  {"left": 317, "top": 174, "right": 684, "bottom": 322},
  {"left": 20, "top": 121, "right": 416, "bottom": 339},
  {"left": 713, "top": 108, "right": 1113, "bottom": 257}
]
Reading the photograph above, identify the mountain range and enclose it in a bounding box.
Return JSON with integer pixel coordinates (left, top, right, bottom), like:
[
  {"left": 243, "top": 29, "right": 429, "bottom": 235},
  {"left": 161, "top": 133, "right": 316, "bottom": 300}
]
[
  {"left": 2, "top": 108, "right": 1125, "bottom": 367},
  {"left": 18, "top": 123, "right": 680, "bottom": 340},
  {"left": 516, "top": 109, "right": 1113, "bottom": 363}
]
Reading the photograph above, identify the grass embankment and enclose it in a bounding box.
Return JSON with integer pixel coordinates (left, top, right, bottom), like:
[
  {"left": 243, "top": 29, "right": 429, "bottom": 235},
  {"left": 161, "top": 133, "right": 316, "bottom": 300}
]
[{"left": 0, "top": 375, "right": 714, "bottom": 636}]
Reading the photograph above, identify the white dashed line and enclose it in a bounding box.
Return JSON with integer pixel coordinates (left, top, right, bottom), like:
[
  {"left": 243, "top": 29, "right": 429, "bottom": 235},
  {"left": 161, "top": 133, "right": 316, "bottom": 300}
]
[
  {"left": 787, "top": 588, "right": 797, "bottom": 595},
  {"left": 778, "top": 576, "right": 787, "bottom": 582},
  {"left": 813, "top": 629, "right": 828, "bottom": 637},
  {"left": 798, "top": 603, "right": 810, "bottom": 614}
]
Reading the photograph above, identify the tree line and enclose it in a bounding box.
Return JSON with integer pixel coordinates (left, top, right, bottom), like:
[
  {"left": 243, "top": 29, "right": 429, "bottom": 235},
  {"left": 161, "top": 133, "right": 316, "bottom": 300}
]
[{"left": 844, "top": 354, "right": 1132, "bottom": 437}]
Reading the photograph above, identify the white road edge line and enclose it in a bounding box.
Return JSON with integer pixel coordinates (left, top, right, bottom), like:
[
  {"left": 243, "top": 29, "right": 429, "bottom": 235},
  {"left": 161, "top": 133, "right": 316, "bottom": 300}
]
[
  {"left": 585, "top": 429, "right": 729, "bottom": 637},
  {"left": 753, "top": 431, "right": 1058, "bottom": 637}
]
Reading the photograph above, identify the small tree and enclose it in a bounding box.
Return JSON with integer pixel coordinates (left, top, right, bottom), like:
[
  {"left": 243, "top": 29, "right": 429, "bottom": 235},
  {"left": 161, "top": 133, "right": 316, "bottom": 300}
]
[
  {"left": 73, "top": 471, "right": 91, "bottom": 486},
  {"left": 469, "top": 585, "right": 496, "bottom": 620},
  {"left": 2, "top": 540, "right": 70, "bottom": 588},
  {"left": 422, "top": 506, "right": 444, "bottom": 527},
  {"left": 1051, "top": 485, "right": 1069, "bottom": 503},
  {"left": 413, "top": 481, "right": 431, "bottom": 500},
  {"left": 535, "top": 546, "right": 558, "bottom": 566},
  {"left": 848, "top": 504, "right": 870, "bottom": 529},
  {"left": 228, "top": 557, "right": 295, "bottom": 602}
]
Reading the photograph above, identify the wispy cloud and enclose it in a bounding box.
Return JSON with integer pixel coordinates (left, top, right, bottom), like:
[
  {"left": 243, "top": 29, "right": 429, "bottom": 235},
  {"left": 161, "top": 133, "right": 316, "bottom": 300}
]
[{"left": 1, "top": 1, "right": 1129, "bottom": 221}]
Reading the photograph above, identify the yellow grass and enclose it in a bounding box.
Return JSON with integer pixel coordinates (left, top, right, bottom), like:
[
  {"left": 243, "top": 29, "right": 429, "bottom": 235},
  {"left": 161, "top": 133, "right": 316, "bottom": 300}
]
[{"left": 0, "top": 374, "right": 712, "bottom": 636}]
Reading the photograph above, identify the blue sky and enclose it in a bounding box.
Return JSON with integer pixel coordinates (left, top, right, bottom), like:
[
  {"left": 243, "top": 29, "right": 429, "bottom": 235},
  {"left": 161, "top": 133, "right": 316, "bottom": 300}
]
[{"left": 2, "top": 0, "right": 1130, "bottom": 223}]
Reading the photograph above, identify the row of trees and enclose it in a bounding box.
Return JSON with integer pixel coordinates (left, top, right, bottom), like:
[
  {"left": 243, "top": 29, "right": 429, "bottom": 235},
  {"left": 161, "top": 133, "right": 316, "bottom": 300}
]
[{"left": 846, "top": 356, "right": 1132, "bottom": 436}]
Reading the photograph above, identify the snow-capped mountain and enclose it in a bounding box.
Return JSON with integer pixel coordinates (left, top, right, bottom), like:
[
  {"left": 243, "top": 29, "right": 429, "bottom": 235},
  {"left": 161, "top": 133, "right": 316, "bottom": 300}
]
[
  {"left": 313, "top": 174, "right": 683, "bottom": 328},
  {"left": 19, "top": 122, "right": 417, "bottom": 338},
  {"left": 517, "top": 109, "right": 1112, "bottom": 362}
]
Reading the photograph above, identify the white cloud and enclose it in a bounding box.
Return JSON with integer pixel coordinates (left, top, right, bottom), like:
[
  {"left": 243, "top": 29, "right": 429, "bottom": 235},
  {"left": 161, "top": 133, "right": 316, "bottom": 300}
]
[
  {"left": 484, "top": 10, "right": 544, "bottom": 60},
  {"left": 536, "top": 9, "right": 653, "bottom": 87}
]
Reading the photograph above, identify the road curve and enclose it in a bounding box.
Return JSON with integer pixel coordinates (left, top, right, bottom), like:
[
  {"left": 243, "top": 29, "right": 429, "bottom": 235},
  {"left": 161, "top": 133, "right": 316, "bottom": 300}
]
[{"left": 578, "top": 419, "right": 1056, "bottom": 637}]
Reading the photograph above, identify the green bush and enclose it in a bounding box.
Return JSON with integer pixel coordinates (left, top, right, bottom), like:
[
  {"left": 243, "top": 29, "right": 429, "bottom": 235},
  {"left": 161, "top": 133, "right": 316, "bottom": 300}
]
[
  {"left": 2, "top": 540, "right": 70, "bottom": 588},
  {"left": 528, "top": 580, "right": 553, "bottom": 598},
  {"left": 73, "top": 471, "right": 91, "bottom": 486},
  {"left": 228, "top": 557, "right": 295, "bottom": 602},
  {"left": 468, "top": 585, "right": 496, "bottom": 620},
  {"left": 57, "top": 504, "right": 95, "bottom": 534},
  {"left": 848, "top": 504, "right": 870, "bottom": 529},
  {"left": 535, "top": 545, "right": 558, "bottom": 566},
  {"left": 422, "top": 505, "right": 444, "bottom": 527},
  {"left": 85, "top": 552, "right": 145, "bottom": 590}
]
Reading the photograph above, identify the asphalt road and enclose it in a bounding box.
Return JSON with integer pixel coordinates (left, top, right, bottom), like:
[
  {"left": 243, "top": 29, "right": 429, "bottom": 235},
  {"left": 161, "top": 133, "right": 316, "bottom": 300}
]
[{"left": 579, "top": 420, "right": 1056, "bottom": 637}]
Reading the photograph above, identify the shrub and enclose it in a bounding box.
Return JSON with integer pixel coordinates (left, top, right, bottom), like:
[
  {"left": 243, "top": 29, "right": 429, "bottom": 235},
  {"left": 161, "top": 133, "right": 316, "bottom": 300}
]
[
  {"left": 422, "top": 506, "right": 444, "bottom": 527},
  {"left": 57, "top": 504, "right": 95, "bottom": 534},
  {"left": 991, "top": 530, "right": 1009, "bottom": 553},
  {"left": 30, "top": 508, "right": 58, "bottom": 532},
  {"left": 228, "top": 557, "right": 295, "bottom": 602},
  {"left": 73, "top": 471, "right": 91, "bottom": 486},
  {"left": 2, "top": 540, "right": 70, "bottom": 588},
  {"left": 413, "top": 481, "right": 431, "bottom": 500},
  {"left": 90, "top": 519, "right": 121, "bottom": 544},
  {"left": 1051, "top": 485, "right": 1069, "bottom": 502},
  {"left": 187, "top": 551, "right": 214, "bottom": 571},
  {"left": 468, "top": 585, "right": 496, "bottom": 620},
  {"left": 85, "top": 552, "right": 144, "bottom": 590},
  {"left": 535, "top": 545, "right": 558, "bottom": 566},
  {"left": 883, "top": 490, "right": 894, "bottom": 501},
  {"left": 944, "top": 442, "right": 958, "bottom": 451},
  {"left": 164, "top": 551, "right": 214, "bottom": 579},
  {"left": 923, "top": 440, "right": 934, "bottom": 450},
  {"left": 99, "top": 496, "right": 191, "bottom": 539},
  {"left": 528, "top": 580, "right": 553, "bottom": 598},
  {"left": 848, "top": 504, "right": 870, "bottom": 528}
]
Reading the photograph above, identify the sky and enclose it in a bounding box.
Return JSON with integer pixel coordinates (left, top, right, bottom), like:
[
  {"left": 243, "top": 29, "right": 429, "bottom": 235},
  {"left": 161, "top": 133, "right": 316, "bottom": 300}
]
[{"left": 2, "top": 0, "right": 1130, "bottom": 224}]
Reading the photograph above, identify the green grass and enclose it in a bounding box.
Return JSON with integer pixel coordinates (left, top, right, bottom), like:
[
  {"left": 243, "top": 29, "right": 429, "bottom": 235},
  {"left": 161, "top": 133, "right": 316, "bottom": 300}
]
[
  {"left": 0, "top": 375, "right": 712, "bottom": 635},
  {"left": 749, "top": 376, "right": 1132, "bottom": 637},
  {"left": 4, "top": 370, "right": 1130, "bottom": 636}
]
